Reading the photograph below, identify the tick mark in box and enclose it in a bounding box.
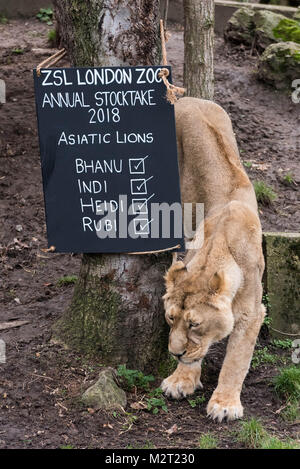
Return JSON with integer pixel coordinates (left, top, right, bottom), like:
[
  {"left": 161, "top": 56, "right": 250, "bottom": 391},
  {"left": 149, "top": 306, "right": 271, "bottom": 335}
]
[
  {"left": 133, "top": 218, "right": 153, "bottom": 236},
  {"left": 131, "top": 199, "right": 148, "bottom": 215},
  {"left": 130, "top": 176, "right": 153, "bottom": 195},
  {"left": 129, "top": 155, "right": 149, "bottom": 175},
  {"left": 131, "top": 193, "right": 154, "bottom": 215}
]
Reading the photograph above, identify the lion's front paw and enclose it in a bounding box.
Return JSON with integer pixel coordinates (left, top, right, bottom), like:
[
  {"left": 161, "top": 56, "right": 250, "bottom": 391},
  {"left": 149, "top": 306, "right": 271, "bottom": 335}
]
[
  {"left": 161, "top": 373, "right": 202, "bottom": 399},
  {"left": 207, "top": 394, "right": 243, "bottom": 422}
]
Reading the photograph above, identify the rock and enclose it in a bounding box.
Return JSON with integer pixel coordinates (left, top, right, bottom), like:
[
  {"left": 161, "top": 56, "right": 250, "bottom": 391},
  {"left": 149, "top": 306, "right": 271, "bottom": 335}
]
[
  {"left": 258, "top": 41, "right": 300, "bottom": 91},
  {"left": 273, "top": 18, "right": 300, "bottom": 45},
  {"left": 253, "top": 10, "right": 286, "bottom": 50},
  {"left": 294, "top": 7, "right": 300, "bottom": 22},
  {"left": 224, "top": 8, "right": 297, "bottom": 51},
  {"left": 224, "top": 7, "right": 255, "bottom": 46},
  {"left": 263, "top": 233, "right": 300, "bottom": 338},
  {"left": 81, "top": 368, "right": 127, "bottom": 410}
]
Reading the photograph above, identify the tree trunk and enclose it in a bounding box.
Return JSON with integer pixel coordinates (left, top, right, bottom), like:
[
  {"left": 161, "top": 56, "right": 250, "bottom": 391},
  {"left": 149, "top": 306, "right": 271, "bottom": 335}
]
[
  {"left": 52, "top": 0, "right": 170, "bottom": 372},
  {"left": 54, "top": 0, "right": 161, "bottom": 67},
  {"left": 183, "top": 0, "right": 214, "bottom": 100}
]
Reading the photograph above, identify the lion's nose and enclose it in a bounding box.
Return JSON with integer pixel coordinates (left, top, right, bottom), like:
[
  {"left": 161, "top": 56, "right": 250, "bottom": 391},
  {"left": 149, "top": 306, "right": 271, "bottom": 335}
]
[{"left": 170, "top": 350, "right": 186, "bottom": 358}]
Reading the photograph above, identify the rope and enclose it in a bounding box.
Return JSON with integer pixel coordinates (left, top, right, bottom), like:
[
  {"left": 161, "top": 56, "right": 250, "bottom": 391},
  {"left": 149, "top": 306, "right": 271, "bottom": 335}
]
[
  {"left": 160, "top": 18, "right": 168, "bottom": 67},
  {"left": 40, "top": 244, "right": 181, "bottom": 255},
  {"left": 36, "top": 48, "right": 66, "bottom": 76},
  {"left": 159, "top": 69, "right": 185, "bottom": 105},
  {"left": 41, "top": 246, "right": 56, "bottom": 253},
  {"left": 269, "top": 326, "right": 300, "bottom": 337},
  {"left": 128, "top": 244, "right": 181, "bottom": 255},
  {"left": 158, "top": 19, "right": 185, "bottom": 104}
]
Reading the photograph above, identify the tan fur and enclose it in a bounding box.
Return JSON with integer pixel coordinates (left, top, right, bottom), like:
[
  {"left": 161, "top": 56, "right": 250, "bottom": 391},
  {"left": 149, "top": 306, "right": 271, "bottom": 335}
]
[{"left": 162, "top": 97, "right": 265, "bottom": 422}]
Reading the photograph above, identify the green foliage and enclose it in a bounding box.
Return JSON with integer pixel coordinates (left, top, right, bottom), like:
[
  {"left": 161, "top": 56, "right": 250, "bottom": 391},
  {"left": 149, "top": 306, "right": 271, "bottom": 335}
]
[
  {"left": 188, "top": 395, "right": 206, "bottom": 408},
  {"left": 237, "top": 418, "right": 267, "bottom": 448},
  {"left": 253, "top": 180, "right": 277, "bottom": 205},
  {"left": 148, "top": 387, "right": 164, "bottom": 398},
  {"left": 57, "top": 275, "right": 78, "bottom": 286},
  {"left": 251, "top": 347, "right": 278, "bottom": 369},
  {"left": 272, "top": 338, "right": 293, "bottom": 349},
  {"left": 283, "top": 171, "right": 295, "bottom": 185},
  {"left": 146, "top": 396, "right": 168, "bottom": 414},
  {"left": 198, "top": 433, "right": 218, "bottom": 449},
  {"left": 117, "top": 365, "right": 154, "bottom": 391},
  {"left": 281, "top": 400, "right": 300, "bottom": 422},
  {"left": 0, "top": 15, "right": 8, "bottom": 24},
  {"left": 121, "top": 412, "right": 138, "bottom": 432},
  {"left": 293, "top": 50, "right": 300, "bottom": 62},
  {"left": 12, "top": 48, "right": 24, "bottom": 55},
  {"left": 243, "top": 160, "right": 253, "bottom": 168},
  {"left": 273, "top": 366, "right": 300, "bottom": 401},
  {"left": 263, "top": 315, "right": 272, "bottom": 327},
  {"left": 60, "top": 444, "right": 74, "bottom": 449},
  {"left": 261, "top": 436, "right": 300, "bottom": 449},
  {"left": 36, "top": 7, "right": 54, "bottom": 25},
  {"left": 262, "top": 291, "right": 271, "bottom": 312},
  {"left": 48, "top": 29, "right": 57, "bottom": 46},
  {"left": 237, "top": 418, "right": 300, "bottom": 449},
  {"left": 273, "top": 18, "right": 300, "bottom": 44},
  {"left": 146, "top": 387, "right": 168, "bottom": 414}
]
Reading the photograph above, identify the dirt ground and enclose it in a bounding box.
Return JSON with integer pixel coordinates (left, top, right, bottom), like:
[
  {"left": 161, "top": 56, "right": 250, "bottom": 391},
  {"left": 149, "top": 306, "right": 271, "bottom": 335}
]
[{"left": 0, "top": 19, "right": 299, "bottom": 449}]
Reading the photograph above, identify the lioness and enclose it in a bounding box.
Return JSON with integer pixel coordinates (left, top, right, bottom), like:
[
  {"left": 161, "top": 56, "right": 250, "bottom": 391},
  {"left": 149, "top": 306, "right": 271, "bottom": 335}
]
[{"left": 162, "top": 97, "right": 265, "bottom": 422}]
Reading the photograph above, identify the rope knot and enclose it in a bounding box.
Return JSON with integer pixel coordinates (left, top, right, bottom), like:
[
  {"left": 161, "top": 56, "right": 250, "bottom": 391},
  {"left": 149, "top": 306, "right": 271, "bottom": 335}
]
[
  {"left": 159, "top": 19, "right": 185, "bottom": 104},
  {"left": 159, "top": 68, "right": 169, "bottom": 78},
  {"left": 158, "top": 67, "right": 185, "bottom": 105}
]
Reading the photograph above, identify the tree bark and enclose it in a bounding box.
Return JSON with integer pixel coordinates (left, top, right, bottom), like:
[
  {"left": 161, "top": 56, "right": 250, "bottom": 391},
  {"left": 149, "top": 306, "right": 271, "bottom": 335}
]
[
  {"left": 183, "top": 0, "right": 214, "bottom": 100},
  {"left": 52, "top": 0, "right": 170, "bottom": 372},
  {"left": 54, "top": 0, "right": 161, "bottom": 67}
]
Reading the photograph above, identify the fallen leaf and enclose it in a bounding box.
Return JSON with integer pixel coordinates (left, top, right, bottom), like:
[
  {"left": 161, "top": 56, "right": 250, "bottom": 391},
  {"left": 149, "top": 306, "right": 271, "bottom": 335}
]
[
  {"left": 103, "top": 423, "right": 113, "bottom": 429},
  {"left": 130, "top": 401, "right": 147, "bottom": 410},
  {"left": 165, "top": 424, "right": 178, "bottom": 435},
  {"left": 252, "top": 163, "right": 269, "bottom": 171}
]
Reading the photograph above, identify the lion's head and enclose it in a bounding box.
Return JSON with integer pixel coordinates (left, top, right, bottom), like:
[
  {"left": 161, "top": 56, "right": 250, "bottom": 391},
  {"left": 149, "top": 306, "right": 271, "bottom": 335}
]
[{"left": 163, "top": 261, "right": 235, "bottom": 364}]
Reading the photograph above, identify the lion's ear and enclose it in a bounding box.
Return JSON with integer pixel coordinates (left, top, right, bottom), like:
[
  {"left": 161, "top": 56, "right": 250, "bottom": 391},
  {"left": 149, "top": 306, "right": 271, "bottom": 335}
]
[
  {"left": 164, "top": 261, "right": 187, "bottom": 286},
  {"left": 209, "top": 271, "right": 228, "bottom": 295}
]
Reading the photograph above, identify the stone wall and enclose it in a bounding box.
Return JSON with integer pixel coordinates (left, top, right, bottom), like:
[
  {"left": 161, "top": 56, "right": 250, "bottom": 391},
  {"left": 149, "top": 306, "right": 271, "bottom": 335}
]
[{"left": 263, "top": 233, "right": 300, "bottom": 338}]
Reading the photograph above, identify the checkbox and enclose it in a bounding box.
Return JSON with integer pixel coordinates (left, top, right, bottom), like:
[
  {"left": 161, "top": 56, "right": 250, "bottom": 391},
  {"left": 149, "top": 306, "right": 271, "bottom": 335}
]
[
  {"left": 129, "top": 158, "right": 146, "bottom": 175},
  {"left": 130, "top": 176, "right": 153, "bottom": 195},
  {"left": 133, "top": 218, "right": 152, "bottom": 235},
  {"left": 131, "top": 199, "right": 148, "bottom": 215}
]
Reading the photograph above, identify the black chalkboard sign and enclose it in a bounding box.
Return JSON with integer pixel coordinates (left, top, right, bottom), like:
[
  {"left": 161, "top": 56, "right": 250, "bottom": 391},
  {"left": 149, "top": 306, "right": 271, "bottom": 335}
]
[{"left": 33, "top": 66, "right": 185, "bottom": 253}]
